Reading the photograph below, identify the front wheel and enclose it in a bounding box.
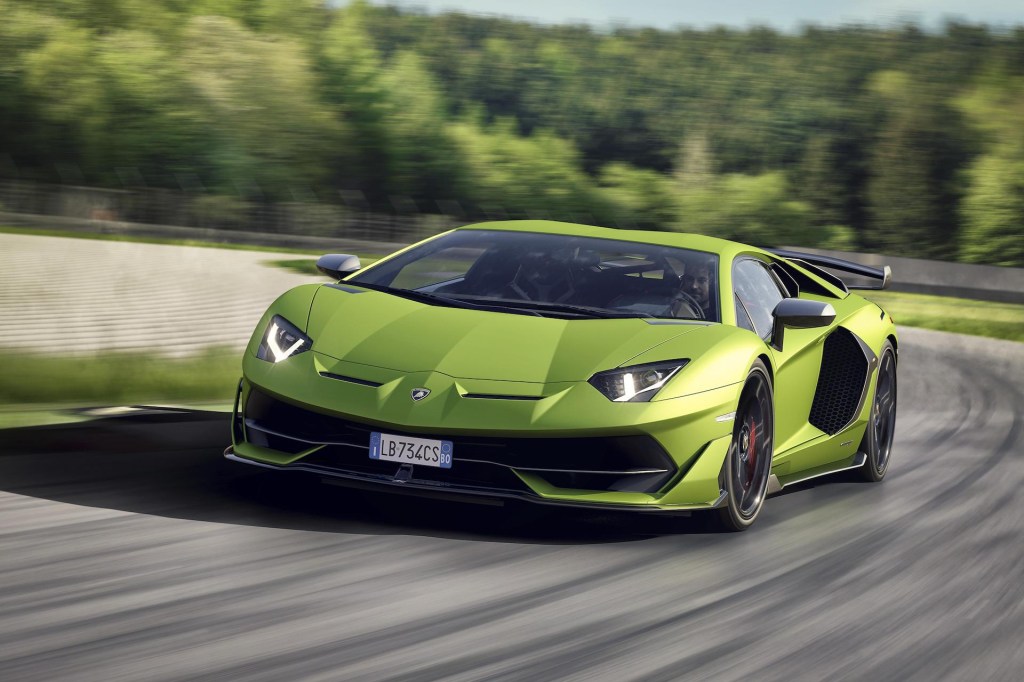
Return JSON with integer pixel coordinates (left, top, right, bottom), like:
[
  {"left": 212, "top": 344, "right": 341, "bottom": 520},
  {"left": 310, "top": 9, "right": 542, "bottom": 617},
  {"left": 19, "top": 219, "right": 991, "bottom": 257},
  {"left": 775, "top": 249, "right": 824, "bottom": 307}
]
[
  {"left": 858, "top": 341, "right": 897, "bottom": 482},
  {"left": 712, "top": 359, "right": 774, "bottom": 532}
]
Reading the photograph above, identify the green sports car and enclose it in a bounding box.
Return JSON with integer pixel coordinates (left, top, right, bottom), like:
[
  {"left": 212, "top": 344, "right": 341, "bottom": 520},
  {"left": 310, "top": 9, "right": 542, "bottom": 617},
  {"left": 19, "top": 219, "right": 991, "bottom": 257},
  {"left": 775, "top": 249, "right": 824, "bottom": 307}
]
[{"left": 225, "top": 220, "right": 897, "bottom": 531}]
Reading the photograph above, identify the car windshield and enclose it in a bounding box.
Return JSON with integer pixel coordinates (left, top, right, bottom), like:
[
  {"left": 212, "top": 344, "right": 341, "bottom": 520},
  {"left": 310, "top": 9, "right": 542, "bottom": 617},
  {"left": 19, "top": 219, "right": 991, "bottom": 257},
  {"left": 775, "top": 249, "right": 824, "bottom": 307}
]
[{"left": 348, "top": 229, "right": 720, "bottom": 321}]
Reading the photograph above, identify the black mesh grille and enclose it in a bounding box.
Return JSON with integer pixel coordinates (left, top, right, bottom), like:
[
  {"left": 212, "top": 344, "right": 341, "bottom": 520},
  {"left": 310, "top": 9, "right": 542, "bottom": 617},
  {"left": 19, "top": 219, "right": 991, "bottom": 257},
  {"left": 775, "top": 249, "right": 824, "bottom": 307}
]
[
  {"left": 242, "top": 388, "right": 676, "bottom": 493},
  {"left": 302, "top": 446, "right": 530, "bottom": 492},
  {"left": 809, "top": 328, "right": 868, "bottom": 435}
]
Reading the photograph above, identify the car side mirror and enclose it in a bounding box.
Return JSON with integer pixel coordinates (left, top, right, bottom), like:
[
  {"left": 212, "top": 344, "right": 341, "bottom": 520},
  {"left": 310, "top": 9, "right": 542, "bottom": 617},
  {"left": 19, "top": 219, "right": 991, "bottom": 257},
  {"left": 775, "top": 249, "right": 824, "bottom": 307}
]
[
  {"left": 771, "top": 298, "right": 836, "bottom": 351},
  {"left": 316, "top": 254, "right": 361, "bottom": 279}
]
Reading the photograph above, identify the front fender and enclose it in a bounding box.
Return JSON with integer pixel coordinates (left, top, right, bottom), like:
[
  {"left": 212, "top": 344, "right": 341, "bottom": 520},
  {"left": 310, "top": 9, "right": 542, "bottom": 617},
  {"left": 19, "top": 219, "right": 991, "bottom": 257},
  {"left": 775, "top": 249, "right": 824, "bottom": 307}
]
[
  {"left": 244, "top": 283, "right": 323, "bottom": 359},
  {"left": 626, "top": 324, "right": 767, "bottom": 401}
]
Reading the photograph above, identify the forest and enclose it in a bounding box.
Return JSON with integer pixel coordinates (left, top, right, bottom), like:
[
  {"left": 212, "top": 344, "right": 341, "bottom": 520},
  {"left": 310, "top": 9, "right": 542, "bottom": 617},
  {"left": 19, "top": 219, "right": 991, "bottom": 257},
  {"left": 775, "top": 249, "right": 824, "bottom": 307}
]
[{"left": 1, "top": 0, "right": 1022, "bottom": 265}]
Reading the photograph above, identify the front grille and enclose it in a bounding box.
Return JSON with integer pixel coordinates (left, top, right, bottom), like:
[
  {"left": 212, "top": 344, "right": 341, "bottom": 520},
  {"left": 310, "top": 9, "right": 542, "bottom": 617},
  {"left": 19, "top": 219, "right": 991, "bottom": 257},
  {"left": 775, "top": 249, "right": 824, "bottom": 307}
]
[
  {"left": 809, "top": 328, "right": 869, "bottom": 435},
  {"left": 301, "top": 446, "right": 530, "bottom": 492},
  {"left": 242, "top": 388, "right": 676, "bottom": 493}
]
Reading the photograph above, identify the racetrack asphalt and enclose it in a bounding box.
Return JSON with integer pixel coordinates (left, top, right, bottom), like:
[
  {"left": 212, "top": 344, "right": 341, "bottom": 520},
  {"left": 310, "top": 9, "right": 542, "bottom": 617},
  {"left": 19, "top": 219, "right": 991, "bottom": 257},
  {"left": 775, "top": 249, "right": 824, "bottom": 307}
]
[
  {"left": 0, "top": 233, "right": 322, "bottom": 355},
  {"left": 0, "top": 327, "right": 1022, "bottom": 681}
]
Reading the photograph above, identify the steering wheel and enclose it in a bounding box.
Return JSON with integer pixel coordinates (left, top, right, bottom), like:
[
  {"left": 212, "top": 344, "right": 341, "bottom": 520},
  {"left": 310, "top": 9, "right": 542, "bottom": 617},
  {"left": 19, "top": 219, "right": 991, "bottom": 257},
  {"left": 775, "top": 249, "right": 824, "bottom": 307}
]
[
  {"left": 509, "top": 252, "right": 577, "bottom": 302},
  {"left": 668, "top": 290, "right": 706, "bottom": 320}
]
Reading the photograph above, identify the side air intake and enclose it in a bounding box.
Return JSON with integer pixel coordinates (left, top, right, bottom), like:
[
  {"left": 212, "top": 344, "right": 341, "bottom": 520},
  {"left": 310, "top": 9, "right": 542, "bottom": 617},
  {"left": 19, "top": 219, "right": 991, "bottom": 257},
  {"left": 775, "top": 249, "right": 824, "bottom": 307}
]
[{"left": 809, "top": 327, "right": 872, "bottom": 435}]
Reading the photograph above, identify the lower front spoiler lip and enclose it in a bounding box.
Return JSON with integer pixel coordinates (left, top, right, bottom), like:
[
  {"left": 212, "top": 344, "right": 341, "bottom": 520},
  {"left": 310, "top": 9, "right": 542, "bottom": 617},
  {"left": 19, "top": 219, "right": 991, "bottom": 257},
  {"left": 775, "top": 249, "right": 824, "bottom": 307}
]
[{"left": 224, "top": 447, "right": 725, "bottom": 515}]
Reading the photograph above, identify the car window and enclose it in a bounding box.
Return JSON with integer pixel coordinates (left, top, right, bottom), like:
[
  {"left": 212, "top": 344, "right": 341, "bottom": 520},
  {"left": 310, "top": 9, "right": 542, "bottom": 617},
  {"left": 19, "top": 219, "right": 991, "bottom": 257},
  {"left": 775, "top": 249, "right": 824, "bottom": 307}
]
[
  {"left": 733, "top": 259, "right": 785, "bottom": 339},
  {"left": 351, "top": 230, "right": 721, "bottom": 321},
  {"left": 735, "top": 295, "right": 756, "bottom": 334},
  {"left": 389, "top": 246, "right": 487, "bottom": 290}
]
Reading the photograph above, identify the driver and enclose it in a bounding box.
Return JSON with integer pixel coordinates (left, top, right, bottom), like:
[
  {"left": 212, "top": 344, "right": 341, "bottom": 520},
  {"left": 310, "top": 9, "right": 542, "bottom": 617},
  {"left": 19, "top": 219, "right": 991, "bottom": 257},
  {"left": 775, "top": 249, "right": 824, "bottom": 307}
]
[
  {"left": 509, "top": 248, "right": 575, "bottom": 302},
  {"left": 676, "top": 259, "right": 713, "bottom": 318}
]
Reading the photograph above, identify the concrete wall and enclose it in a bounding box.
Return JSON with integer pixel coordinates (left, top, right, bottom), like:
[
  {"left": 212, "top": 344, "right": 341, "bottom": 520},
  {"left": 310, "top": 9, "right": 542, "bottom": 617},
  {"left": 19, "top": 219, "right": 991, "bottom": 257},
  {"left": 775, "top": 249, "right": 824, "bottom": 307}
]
[
  {"left": 0, "top": 211, "right": 409, "bottom": 255},
  {"left": 3, "top": 209, "right": 1021, "bottom": 303}
]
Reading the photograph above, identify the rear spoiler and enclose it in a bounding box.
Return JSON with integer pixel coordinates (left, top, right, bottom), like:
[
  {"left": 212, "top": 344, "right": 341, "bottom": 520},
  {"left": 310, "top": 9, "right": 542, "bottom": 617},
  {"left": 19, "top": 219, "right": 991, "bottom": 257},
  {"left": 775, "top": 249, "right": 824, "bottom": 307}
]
[{"left": 766, "top": 249, "right": 892, "bottom": 292}]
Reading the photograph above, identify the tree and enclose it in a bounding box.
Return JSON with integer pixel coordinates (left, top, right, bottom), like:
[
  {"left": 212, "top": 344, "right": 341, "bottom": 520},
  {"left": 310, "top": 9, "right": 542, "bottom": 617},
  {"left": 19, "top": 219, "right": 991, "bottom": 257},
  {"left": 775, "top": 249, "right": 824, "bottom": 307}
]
[
  {"left": 864, "top": 69, "right": 969, "bottom": 259},
  {"left": 674, "top": 171, "right": 815, "bottom": 247},
  {"left": 379, "top": 52, "right": 464, "bottom": 205},
  {"left": 94, "top": 29, "right": 208, "bottom": 181},
  {"left": 22, "top": 22, "right": 109, "bottom": 178},
  {"left": 320, "top": 1, "right": 391, "bottom": 200},
  {"left": 183, "top": 15, "right": 343, "bottom": 197},
  {"left": 448, "top": 118, "right": 610, "bottom": 222},
  {"left": 958, "top": 73, "right": 1024, "bottom": 266},
  {"left": 599, "top": 163, "right": 678, "bottom": 229},
  {"left": 960, "top": 154, "right": 1024, "bottom": 266}
]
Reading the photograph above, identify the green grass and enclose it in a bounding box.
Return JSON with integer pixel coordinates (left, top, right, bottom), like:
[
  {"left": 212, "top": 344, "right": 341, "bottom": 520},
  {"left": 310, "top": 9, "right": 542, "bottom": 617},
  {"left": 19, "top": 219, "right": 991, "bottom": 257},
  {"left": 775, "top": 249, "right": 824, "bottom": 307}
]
[
  {"left": 0, "top": 348, "right": 241, "bottom": 407},
  {"left": 861, "top": 290, "right": 1024, "bottom": 343},
  {"left": 0, "top": 408, "right": 95, "bottom": 429}
]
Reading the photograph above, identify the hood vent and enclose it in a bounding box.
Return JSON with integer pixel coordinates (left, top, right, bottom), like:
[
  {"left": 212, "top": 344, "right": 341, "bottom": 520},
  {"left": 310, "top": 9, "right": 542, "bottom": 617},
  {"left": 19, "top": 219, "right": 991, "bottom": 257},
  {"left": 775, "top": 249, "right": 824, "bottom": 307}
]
[
  {"left": 319, "top": 372, "right": 383, "bottom": 388},
  {"left": 462, "top": 393, "right": 543, "bottom": 401}
]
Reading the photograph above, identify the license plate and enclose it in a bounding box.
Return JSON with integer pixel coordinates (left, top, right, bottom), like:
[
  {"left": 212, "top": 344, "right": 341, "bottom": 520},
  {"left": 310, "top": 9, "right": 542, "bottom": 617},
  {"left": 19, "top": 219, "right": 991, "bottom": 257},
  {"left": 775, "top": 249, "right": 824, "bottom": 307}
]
[{"left": 369, "top": 432, "right": 453, "bottom": 469}]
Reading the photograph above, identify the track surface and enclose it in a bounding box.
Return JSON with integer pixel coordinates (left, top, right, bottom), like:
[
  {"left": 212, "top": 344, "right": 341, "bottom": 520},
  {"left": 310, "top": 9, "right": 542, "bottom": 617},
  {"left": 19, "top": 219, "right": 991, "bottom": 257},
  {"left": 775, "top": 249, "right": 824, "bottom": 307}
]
[
  {"left": 0, "top": 233, "right": 319, "bottom": 355},
  {"left": 1, "top": 327, "right": 1022, "bottom": 681}
]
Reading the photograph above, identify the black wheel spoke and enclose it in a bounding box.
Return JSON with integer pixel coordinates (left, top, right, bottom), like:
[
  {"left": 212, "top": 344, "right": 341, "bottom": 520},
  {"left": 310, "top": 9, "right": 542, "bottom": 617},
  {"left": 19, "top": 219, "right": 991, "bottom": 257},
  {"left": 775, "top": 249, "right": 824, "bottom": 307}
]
[
  {"left": 731, "top": 371, "right": 773, "bottom": 519},
  {"left": 871, "top": 350, "right": 897, "bottom": 474}
]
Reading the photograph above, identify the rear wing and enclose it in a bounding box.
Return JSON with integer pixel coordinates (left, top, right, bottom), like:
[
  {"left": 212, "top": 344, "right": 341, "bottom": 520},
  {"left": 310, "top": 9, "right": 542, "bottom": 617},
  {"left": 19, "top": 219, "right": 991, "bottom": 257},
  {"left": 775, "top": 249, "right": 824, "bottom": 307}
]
[{"left": 766, "top": 249, "right": 892, "bottom": 292}]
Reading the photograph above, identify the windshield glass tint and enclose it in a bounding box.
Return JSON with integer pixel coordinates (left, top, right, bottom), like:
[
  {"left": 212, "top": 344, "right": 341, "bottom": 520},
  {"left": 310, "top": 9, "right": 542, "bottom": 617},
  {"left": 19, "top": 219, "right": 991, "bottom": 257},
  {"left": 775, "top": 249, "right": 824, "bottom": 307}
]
[{"left": 349, "top": 230, "right": 720, "bottom": 321}]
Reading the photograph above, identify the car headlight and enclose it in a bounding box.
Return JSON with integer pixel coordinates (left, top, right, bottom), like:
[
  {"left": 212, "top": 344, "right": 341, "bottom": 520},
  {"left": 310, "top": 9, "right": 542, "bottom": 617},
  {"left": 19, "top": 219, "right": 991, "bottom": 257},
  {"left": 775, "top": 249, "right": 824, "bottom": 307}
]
[
  {"left": 588, "top": 360, "right": 689, "bottom": 402},
  {"left": 256, "top": 315, "right": 312, "bottom": 363}
]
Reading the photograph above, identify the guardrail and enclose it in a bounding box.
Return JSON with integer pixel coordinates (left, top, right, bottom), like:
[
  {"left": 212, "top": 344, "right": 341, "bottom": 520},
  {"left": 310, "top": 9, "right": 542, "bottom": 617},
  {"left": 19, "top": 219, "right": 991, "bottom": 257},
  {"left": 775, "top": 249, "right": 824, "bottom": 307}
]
[{"left": 3, "top": 206, "right": 1021, "bottom": 304}]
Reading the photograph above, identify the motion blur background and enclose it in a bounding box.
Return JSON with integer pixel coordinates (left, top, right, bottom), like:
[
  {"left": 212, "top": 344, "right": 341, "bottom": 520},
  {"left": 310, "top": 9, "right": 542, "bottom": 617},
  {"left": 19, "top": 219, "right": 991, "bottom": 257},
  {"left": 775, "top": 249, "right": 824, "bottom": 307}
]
[
  {"left": 1, "top": 0, "right": 1023, "bottom": 264},
  {"left": 2, "top": 0, "right": 1023, "bottom": 408},
  {"left": 2, "top": 5, "right": 1024, "bottom": 680}
]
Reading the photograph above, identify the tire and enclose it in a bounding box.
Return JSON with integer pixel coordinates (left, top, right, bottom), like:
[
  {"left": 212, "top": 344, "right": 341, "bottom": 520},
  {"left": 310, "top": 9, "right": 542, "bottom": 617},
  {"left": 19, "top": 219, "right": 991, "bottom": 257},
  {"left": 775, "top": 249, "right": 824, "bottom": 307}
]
[
  {"left": 858, "top": 341, "right": 897, "bottom": 482},
  {"left": 712, "top": 359, "right": 774, "bottom": 532}
]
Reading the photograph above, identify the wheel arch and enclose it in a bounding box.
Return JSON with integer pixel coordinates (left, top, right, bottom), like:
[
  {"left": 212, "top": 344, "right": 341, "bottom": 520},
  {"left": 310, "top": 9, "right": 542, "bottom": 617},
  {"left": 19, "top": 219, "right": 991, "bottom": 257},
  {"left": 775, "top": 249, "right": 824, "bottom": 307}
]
[{"left": 756, "top": 352, "right": 774, "bottom": 385}]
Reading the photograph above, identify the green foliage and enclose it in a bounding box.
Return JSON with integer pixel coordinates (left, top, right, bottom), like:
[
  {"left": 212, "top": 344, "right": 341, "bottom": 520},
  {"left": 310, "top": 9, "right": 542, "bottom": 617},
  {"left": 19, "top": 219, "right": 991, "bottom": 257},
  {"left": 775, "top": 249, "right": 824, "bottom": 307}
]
[
  {"left": 960, "top": 153, "right": 1024, "bottom": 266},
  {"left": 380, "top": 52, "right": 465, "bottom": 203},
  {"left": 320, "top": 1, "right": 390, "bottom": 198},
  {"left": 448, "top": 119, "right": 609, "bottom": 221},
  {"left": 816, "top": 225, "right": 859, "bottom": 251},
  {"left": 674, "top": 171, "right": 814, "bottom": 247},
  {"left": 2, "top": 2, "right": 1023, "bottom": 264},
  {"left": 183, "top": 15, "right": 343, "bottom": 197},
  {"left": 598, "top": 163, "right": 679, "bottom": 229},
  {"left": 956, "top": 73, "right": 1024, "bottom": 266},
  {"left": 863, "top": 70, "right": 970, "bottom": 259}
]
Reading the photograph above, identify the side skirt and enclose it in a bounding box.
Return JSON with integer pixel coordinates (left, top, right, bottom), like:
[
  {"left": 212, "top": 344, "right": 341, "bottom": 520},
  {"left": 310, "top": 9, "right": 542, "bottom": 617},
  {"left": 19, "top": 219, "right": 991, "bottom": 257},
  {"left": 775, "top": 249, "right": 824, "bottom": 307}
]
[{"left": 768, "top": 452, "right": 867, "bottom": 494}]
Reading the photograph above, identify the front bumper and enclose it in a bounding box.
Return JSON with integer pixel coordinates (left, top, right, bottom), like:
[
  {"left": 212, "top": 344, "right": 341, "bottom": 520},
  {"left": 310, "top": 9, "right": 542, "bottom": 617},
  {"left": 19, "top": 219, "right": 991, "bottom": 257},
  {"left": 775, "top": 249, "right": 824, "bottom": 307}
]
[
  {"left": 224, "top": 447, "right": 727, "bottom": 513},
  {"left": 228, "top": 352, "right": 741, "bottom": 511}
]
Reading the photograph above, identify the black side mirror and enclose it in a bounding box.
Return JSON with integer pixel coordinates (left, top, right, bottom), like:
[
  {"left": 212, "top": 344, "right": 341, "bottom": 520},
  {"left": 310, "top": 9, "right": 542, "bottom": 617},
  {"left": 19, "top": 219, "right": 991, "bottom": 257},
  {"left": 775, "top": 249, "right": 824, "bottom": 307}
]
[
  {"left": 316, "top": 254, "right": 361, "bottom": 279},
  {"left": 771, "top": 298, "right": 836, "bottom": 351}
]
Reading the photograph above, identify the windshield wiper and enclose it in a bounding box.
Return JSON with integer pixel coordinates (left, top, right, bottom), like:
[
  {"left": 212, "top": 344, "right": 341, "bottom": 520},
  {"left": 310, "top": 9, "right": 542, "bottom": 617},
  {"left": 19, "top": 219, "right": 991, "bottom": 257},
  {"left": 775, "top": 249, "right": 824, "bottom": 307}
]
[
  {"left": 345, "top": 285, "right": 647, "bottom": 319},
  {"left": 451, "top": 296, "right": 653, "bottom": 319},
  {"left": 347, "top": 283, "right": 541, "bottom": 315},
  {"left": 343, "top": 282, "right": 476, "bottom": 308}
]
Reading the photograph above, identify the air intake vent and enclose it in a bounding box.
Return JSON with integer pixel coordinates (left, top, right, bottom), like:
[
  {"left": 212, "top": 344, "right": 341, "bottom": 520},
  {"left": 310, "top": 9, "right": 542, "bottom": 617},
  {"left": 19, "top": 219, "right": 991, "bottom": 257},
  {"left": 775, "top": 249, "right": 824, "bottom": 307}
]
[
  {"left": 462, "top": 393, "right": 543, "bottom": 401},
  {"left": 319, "top": 372, "right": 382, "bottom": 387},
  {"left": 809, "top": 328, "right": 869, "bottom": 435}
]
